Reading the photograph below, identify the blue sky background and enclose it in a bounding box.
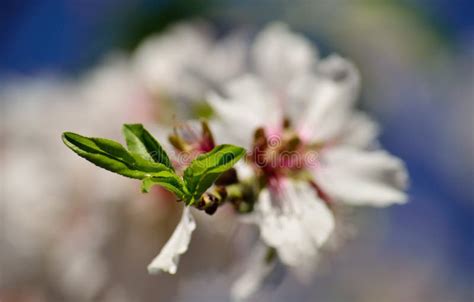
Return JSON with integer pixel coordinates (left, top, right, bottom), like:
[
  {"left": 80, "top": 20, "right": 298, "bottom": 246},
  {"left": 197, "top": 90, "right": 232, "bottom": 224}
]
[{"left": 2, "top": 0, "right": 472, "bottom": 74}]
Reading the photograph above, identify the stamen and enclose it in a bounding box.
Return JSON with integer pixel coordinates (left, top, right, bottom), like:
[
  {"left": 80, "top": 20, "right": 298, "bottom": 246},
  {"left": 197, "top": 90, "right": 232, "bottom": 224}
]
[{"left": 168, "top": 120, "right": 216, "bottom": 155}]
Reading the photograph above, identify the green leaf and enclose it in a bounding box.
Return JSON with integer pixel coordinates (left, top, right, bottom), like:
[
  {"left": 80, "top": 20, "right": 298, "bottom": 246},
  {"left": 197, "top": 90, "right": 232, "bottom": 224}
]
[
  {"left": 122, "top": 124, "right": 173, "bottom": 169},
  {"left": 141, "top": 171, "right": 188, "bottom": 200},
  {"left": 62, "top": 132, "right": 171, "bottom": 179},
  {"left": 183, "top": 144, "right": 246, "bottom": 203}
]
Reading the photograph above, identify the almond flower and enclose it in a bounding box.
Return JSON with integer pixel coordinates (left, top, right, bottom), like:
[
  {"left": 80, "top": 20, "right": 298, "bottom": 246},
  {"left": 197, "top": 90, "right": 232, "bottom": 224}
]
[{"left": 208, "top": 23, "right": 408, "bottom": 299}]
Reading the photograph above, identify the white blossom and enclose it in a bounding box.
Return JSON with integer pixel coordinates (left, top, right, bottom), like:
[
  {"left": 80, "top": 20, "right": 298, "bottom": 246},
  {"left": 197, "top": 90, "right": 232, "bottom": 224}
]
[
  {"left": 207, "top": 23, "right": 409, "bottom": 296},
  {"left": 209, "top": 31, "right": 408, "bottom": 207}
]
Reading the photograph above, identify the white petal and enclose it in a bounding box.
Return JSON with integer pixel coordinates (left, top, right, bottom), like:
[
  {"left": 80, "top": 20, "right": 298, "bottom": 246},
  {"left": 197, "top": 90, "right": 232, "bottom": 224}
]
[
  {"left": 254, "top": 181, "right": 334, "bottom": 268},
  {"left": 285, "top": 73, "right": 319, "bottom": 124},
  {"left": 282, "top": 182, "right": 335, "bottom": 246},
  {"left": 198, "top": 31, "right": 248, "bottom": 87},
  {"left": 252, "top": 22, "right": 317, "bottom": 87},
  {"left": 147, "top": 206, "right": 196, "bottom": 274},
  {"left": 341, "top": 112, "right": 380, "bottom": 148},
  {"left": 208, "top": 75, "right": 281, "bottom": 148},
  {"left": 133, "top": 22, "right": 212, "bottom": 99},
  {"left": 231, "top": 244, "right": 278, "bottom": 301},
  {"left": 315, "top": 147, "right": 409, "bottom": 206},
  {"left": 298, "top": 55, "right": 361, "bottom": 143}
]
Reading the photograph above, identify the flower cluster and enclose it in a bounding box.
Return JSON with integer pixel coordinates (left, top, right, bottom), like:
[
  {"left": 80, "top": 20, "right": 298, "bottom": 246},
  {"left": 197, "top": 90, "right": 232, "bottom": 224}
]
[
  {"left": 61, "top": 22, "right": 408, "bottom": 301},
  {"left": 3, "top": 20, "right": 408, "bottom": 302}
]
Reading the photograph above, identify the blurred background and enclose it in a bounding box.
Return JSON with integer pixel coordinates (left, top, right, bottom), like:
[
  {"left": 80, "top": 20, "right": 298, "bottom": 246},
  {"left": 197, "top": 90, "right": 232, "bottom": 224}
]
[{"left": 1, "top": 1, "right": 473, "bottom": 301}]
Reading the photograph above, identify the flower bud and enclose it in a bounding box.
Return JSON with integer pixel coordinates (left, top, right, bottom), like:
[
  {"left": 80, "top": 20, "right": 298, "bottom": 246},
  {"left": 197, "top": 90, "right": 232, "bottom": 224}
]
[{"left": 200, "top": 193, "right": 219, "bottom": 215}]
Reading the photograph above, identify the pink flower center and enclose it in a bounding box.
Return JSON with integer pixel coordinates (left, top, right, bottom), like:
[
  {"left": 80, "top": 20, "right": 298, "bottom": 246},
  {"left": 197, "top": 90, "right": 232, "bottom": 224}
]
[{"left": 249, "top": 119, "right": 332, "bottom": 205}]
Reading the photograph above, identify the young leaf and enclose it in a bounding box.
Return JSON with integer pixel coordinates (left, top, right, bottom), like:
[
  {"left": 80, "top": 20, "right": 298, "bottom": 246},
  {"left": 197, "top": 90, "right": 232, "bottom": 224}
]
[
  {"left": 62, "top": 132, "right": 171, "bottom": 179},
  {"left": 141, "top": 171, "right": 188, "bottom": 200},
  {"left": 122, "top": 124, "right": 173, "bottom": 169},
  {"left": 183, "top": 144, "right": 246, "bottom": 203}
]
